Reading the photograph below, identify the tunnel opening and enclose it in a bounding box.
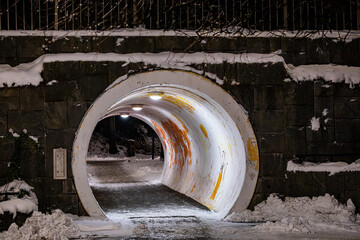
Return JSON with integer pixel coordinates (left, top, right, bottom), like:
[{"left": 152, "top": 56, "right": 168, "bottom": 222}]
[{"left": 73, "top": 70, "right": 259, "bottom": 219}]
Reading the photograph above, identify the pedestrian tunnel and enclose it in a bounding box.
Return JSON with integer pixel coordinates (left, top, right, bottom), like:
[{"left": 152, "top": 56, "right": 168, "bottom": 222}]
[{"left": 72, "top": 70, "right": 259, "bottom": 218}]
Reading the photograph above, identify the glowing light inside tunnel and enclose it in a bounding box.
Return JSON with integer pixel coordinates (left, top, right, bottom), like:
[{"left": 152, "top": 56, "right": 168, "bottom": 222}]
[
  {"left": 131, "top": 104, "right": 143, "bottom": 111},
  {"left": 120, "top": 113, "right": 129, "bottom": 118},
  {"left": 72, "top": 70, "right": 259, "bottom": 219},
  {"left": 149, "top": 92, "right": 163, "bottom": 100}
]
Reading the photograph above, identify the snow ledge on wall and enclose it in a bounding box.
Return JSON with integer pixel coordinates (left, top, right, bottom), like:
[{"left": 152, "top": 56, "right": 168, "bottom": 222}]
[
  {"left": 0, "top": 52, "right": 359, "bottom": 88},
  {"left": 287, "top": 159, "right": 360, "bottom": 176}
]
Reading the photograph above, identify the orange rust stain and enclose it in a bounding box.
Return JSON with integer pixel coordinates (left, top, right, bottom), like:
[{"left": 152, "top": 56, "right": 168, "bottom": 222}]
[
  {"left": 200, "top": 124, "right": 208, "bottom": 139},
  {"left": 160, "top": 119, "right": 192, "bottom": 174},
  {"left": 210, "top": 171, "right": 222, "bottom": 200},
  {"left": 163, "top": 95, "right": 195, "bottom": 113},
  {"left": 190, "top": 184, "right": 196, "bottom": 193},
  {"left": 247, "top": 138, "right": 259, "bottom": 170}
]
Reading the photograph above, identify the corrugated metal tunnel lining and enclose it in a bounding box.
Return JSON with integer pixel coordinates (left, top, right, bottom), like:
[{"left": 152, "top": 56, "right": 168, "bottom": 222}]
[{"left": 72, "top": 70, "right": 259, "bottom": 219}]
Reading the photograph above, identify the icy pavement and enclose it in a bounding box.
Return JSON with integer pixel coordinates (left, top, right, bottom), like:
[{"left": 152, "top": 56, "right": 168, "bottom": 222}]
[{"left": 80, "top": 158, "right": 360, "bottom": 239}]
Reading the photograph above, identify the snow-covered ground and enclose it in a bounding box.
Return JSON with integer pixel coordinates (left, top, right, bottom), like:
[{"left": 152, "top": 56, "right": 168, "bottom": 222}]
[
  {"left": 226, "top": 194, "right": 360, "bottom": 234},
  {"left": 87, "top": 133, "right": 159, "bottom": 161}
]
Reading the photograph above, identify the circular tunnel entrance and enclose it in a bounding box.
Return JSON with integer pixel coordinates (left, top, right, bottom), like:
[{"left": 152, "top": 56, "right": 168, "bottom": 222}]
[{"left": 72, "top": 70, "right": 259, "bottom": 219}]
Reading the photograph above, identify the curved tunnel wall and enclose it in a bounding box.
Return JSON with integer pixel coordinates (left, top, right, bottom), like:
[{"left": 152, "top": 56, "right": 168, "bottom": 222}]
[{"left": 72, "top": 70, "right": 259, "bottom": 218}]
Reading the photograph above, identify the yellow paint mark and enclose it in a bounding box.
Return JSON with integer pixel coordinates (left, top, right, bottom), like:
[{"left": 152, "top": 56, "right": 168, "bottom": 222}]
[
  {"left": 163, "top": 95, "right": 195, "bottom": 113},
  {"left": 210, "top": 171, "right": 222, "bottom": 200},
  {"left": 190, "top": 184, "right": 196, "bottom": 193},
  {"left": 247, "top": 138, "right": 259, "bottom": 170},
  {"left": 200, "top": 124, "right": 208, "bottom": 139}
]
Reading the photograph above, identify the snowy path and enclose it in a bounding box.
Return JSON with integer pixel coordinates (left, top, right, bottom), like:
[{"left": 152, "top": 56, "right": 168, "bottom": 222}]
[{"left": 81, "top": 159, "right": 360, "bottom": 239}]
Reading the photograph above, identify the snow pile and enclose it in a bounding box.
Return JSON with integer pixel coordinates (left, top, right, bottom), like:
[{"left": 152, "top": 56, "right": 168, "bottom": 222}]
[
  {"left": 287, "top": 159, "right": 360, "bottom": 176},
  {"left": 0, "top": 180, "right": 38, "bottom": 218},
  {"left": 287, "top": 64, "right": 360, "bottom": 88},
  {"left": 87, "top": 133, "right": 127, "bottom": 159},
  {"left": 226, "top": 194, "right": 360, "bottom": 233},
  {"left": 0, "top": 210, "right": 79, "bottom": 240}
]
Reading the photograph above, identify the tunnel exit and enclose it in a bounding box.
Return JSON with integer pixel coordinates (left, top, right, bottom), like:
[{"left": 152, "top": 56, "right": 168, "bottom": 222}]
[{"left": 72, "top": 70, "right": 259, "bottom": 219}]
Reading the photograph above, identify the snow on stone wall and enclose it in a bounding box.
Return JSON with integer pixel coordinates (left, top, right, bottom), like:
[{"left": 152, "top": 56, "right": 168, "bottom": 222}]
[{"left": 0, "top": 52, "right": 359, "bottom": 88}]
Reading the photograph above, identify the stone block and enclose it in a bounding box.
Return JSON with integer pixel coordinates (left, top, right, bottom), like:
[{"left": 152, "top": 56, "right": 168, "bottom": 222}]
[
  {"left": 342, "top": 39, "right": 359, "bottom": 66},
  {"left": 91, "top": 36, "right": 115, "bottom": 53},
  {"left": 314, "top": 81, "right": 334, "bottom": 97},
  {"left": 55, "top": 62, "right": 81, "bottom": 81},
  {"left": 79, "top": 61, "right": 109, "bottom": 76},
  {"left": 285, "top": 127, "right": 307, "bottom": 156},
  {"left": 333, "top": 84, "right": 360, "bottom": 97},
  {"left": 20, "top": 87, "right": 44, "bottom": 111},
  {"left": 19, "top": 140, "right": 45, "bottom": 178},
  {"left": 281, "top": 37, "right": 306, "bottom": 52},
  {"left": 246, "top": 38, "right": 270, "bottom": 53},
  {"left": 259, "top": 153, "right": 285, "bottom": 177},
  {"left": 79, "top": 75, "right": 109, "bottom": 101},
  {"left": 42, "top": 62, "right": 57, "bottom": 83},
  {"left": 227, "top": 85, "right": 254, "bottom": 111},
  {"left": 63, "top": 178, "right": 76, "bottom": 194},
  {"left": 44, "top": 81, "right": 78, "bottom": 102},
  {"left": 204, "top": 64, "right": 224, "bottom": 82},
  {"left": 254, "top": 86, "right": 283, "bottom": 110},
  {"left": 332, "top": 142, "right": 355, "bottom": 155},
  {"left": 0, "top": 88, "right": 19, "bottom": 98},
  {"left": 285, "top": 105, "right": 313, "bottom": 126},
  {"left": 252, "top": 110, "right": 284, "bottom": 132},
  {"left": 8, "top": 111, "right": 44, "bottom": 136},
  {"left": 281, "top": 51, "right": 307, "bottom": 66},
  {"left": 287, "top": 172, "right": 313, "bottom": 197},
  {"left": 326, "top": 173, "right": 345, "bottom": 201},
  {"left": 0, "top": 116, "right": 6, "bottom": 135},
  {"left": 67, "top": 100, "right": 88, "bottom": 128},
  {"left": 306, "top": 126, "right": 334, "bottom": 143},
  {"left": 44, "top": 102, "right": 67, "bottom": 129},
  {"left": 48, "top": 37, "right": 87, "bottom": 53},
  {"left": 16, "top": 37, "right": 46, "bottom": 59},
  {"left": 107, "top": 61, "right": 131, "bottom": 84},
  {"left": 335, "top": 119, "right": 360, "bottom": 142},
  {"left": 345, "top": 172, "right": 357, "bottom": 191},
  {"left": 115, "top": 36, "right": 155, "bottom": 53},
  {"left": 306, "top": 39, "right": 331, "bottom": 64},
  {"left": 255, "top": 177, "right": 287, "bottom": 194},
  {"left": 237, "top": 62, "right": 286, "bottom": 85},
  {"left": 223, "top": 63, "right": 237, "bottom": 85},
  {"left": 283, "top": 81, "right": 314, "bottom": 105},
  {"left": 0, "top": 137, "right": 15, "bottom": 164},
  {"left": 334, "top": 97, "right": 360, "bottom": 119},
  {"left": 312, "top": 172, "right": 327, "bottom": 196},
  {"left": 7, "top": 97, "right": 19, "bottom": 111},
  {"left": 0, "top": 37, "right": 16, "bottom": 58},
  {"left": 46, "top": 194, "right": 79, "bottom": 215},
  {"left": 314, "top": 97, "right": 334, "bottom": 125},
  {"left": 269, "top": 37, "right": 281, "bottom": 52},
  {"left": 258, "top": 132, "right": 284, "bottom": 153},
  {"left": 203, "top": 37, "right": 246, "bottom": 53}
]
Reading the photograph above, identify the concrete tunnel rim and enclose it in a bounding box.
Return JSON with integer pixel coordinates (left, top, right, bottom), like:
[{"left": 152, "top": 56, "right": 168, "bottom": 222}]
[{"left": 72, "top": 69, "right": 259, "bottom": 218}]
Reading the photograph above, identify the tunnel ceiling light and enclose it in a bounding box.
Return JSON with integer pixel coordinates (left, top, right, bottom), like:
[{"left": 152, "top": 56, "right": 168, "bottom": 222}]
[
  {"left": 120, "top": 113, "right": 129, "bottom": 118},
  {"left": 131, "top": 104, "right": 143, "bottom": 111},
  {"left": 149, "top": 92, "right": 163, "bottom": 100}
]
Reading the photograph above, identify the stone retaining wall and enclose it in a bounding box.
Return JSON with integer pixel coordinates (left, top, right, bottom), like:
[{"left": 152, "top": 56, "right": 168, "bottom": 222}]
[{"left": 0, "top": 34, "right": 359, "bottom": 215}]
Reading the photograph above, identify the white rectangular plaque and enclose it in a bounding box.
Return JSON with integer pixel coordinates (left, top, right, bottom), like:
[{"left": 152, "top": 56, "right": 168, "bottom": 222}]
[{"left": 53, "top": 148, "right": 67, "bottom": 179}]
